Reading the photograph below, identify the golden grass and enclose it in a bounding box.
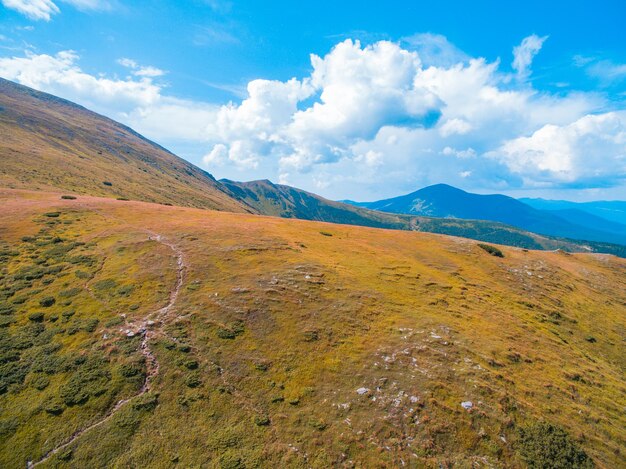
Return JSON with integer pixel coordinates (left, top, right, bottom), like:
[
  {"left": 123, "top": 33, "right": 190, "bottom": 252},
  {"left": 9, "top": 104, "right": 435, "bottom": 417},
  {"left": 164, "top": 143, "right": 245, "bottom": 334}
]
[{"left": 0, "top": 189, "right": 624, "bottom": 468}]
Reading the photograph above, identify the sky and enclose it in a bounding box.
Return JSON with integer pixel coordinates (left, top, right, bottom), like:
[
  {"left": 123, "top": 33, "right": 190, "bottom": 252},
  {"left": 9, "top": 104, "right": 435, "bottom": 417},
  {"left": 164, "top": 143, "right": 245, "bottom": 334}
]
[{"left": 1, "top": 1, "right": 625, "bottom": 202}]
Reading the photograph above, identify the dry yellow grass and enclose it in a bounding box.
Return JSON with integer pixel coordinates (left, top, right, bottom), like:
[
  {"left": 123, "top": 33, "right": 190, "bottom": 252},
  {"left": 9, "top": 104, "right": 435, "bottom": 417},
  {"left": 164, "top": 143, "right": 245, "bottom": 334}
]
[{"left": 0, "top": 189, "right": 624, "bottom": 468}]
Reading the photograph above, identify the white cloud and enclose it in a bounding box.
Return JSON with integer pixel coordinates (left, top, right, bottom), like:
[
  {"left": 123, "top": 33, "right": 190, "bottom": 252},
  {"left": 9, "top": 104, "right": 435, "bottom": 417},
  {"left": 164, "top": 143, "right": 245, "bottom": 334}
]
[
  {"left": 2, "top": 0, "right": 59, "bottom": 21},
  {"left": 118, "top": 57, "right": 165, "bottom": 78},
  {"left": 512, "top": 34, "right": 548, "bottom": 79},
  {"left": 0, "top": 50, "right": 215, "bottom": 143},
  {"left": 1, "top": 0, "right": 108, "bottom": 21},
  {"left": 494, "top": 112, "right": 626, "bottom": 186},
  {"left": 62, "top": 0, "right": 109, "bottom": 9},
  {"left": 439, "top": 117, "right": 472, "bottom": 137},
  {"left": 401, "top": 33, "right": 469, "bottom": 67},
  {"left": 0, "top": 36, "right": 624, "bottom": 200},
  {"left": 586, "top": 60, "right": 626, "bottom": 86},
  {"left": 202, "top": 38, "right": 608, "bottom": 194}
]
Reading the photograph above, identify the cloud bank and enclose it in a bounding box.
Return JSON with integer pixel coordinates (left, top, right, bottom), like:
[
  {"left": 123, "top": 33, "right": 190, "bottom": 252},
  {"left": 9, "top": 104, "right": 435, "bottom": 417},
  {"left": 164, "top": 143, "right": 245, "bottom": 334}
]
[{"left": 0, "top": 34, "right": 624, "bottom": 200}]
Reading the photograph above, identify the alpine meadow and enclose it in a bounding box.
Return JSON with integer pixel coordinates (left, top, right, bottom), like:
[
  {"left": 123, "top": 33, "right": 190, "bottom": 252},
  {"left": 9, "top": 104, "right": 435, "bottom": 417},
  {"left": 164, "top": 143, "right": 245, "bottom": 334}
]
[{"left": 0, "top": 1, "right": 625, "bottom": 468}]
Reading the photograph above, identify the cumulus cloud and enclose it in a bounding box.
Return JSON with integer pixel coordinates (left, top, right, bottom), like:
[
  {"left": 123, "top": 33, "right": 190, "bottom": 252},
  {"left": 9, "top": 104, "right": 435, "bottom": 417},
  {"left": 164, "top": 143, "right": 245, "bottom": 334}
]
[
  {"left": 2, "top": 0, "right": 59, "bottom": 20},
  {"left": 1, "top": 36, "right": 624, "bottom": 200},
  {"left": 203, "top": 38, "right": 610, "bottom": 193},
  {"left": 494, "top": 112, "right": 626, "bottom": 186},
  {"left": 1, "top": 0, "right": 108, "bottom": 21},
  {"left": 512, "top": 34, "right": 548, "bottom": 79},
  {"left": 118, "top": 57, "right": 165, "bottom": 78},
  {"left": 0, "top": 50, "right": 216, "bottom": 142}
]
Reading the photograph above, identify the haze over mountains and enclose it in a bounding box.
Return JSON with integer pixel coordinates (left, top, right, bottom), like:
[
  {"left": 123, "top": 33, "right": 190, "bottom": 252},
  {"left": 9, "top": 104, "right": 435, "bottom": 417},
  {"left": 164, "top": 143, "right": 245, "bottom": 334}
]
[
  {"left": 346, "top": 184, "right": 626, "bottom": 246},
  {"left": 521, "top": 198, "right": 626, "bottom": 226}
]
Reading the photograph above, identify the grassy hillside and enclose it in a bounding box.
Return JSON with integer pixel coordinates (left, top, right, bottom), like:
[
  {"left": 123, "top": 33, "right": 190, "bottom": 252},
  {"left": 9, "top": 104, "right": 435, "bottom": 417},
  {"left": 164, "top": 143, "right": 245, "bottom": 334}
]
[
  {"left": 1, "top": 189, "right": 624, "bottom": 468},
  {"left": 0, "top": 78, "right": 247, "bottom": 213},
  {"left": 222, "top": 179, "right": 626, "bottom": 258},
  {"left": 220, "top": 179, "right": 411, "bottom": 229},
  {"left": 1, "top": 78, "right": 624, "bottom": 257}
]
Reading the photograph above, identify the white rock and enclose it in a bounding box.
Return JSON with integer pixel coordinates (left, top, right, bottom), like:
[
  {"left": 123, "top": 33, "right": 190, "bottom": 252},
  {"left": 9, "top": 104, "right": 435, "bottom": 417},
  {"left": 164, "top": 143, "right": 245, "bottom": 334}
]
[
  {"left": 461, "top": 401, "right": 473, "bottom": 410},
  {"left": 356, "top": 387, "right": 370, "bottom": 395}
]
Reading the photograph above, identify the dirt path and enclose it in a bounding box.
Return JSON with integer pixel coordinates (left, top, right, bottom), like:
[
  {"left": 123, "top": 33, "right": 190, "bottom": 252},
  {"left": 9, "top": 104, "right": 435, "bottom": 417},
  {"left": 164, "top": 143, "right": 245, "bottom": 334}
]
[{"left": 28, "top": 234, "right": 185, "bottom": 468}]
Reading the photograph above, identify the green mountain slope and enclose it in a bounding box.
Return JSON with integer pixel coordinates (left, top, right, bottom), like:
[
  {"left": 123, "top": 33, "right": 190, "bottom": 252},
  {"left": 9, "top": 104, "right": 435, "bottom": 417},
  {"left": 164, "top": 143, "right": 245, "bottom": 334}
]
[
  {"left": 221, "top": 179, "right": 626, "bottom": 257},
  {"left": 0, "top": 78, "right": 248, "bottom": 213}
]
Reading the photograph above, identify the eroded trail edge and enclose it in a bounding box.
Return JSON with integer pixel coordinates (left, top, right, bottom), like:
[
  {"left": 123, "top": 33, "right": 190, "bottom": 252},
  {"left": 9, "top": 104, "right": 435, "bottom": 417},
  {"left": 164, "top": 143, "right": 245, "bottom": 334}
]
[{"left": 29, "top": 234, "right": 185, "bottom": 468}]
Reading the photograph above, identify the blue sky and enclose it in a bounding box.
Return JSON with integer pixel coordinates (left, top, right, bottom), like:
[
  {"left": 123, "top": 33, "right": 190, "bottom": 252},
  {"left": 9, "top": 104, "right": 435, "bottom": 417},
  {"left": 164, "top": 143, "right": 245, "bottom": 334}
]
[{"left": 1, "top": 0, "right": 625, "bottom": 201}]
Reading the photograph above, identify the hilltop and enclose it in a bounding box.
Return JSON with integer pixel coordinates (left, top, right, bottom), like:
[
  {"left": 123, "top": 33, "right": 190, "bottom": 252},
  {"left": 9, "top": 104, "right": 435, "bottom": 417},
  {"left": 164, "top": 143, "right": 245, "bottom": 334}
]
[
  {"left": 0, "top": 188, "right": 624, "bottom": 468},
  {"left": 0, "top": 78, "right": 246, "bottom": 213}
]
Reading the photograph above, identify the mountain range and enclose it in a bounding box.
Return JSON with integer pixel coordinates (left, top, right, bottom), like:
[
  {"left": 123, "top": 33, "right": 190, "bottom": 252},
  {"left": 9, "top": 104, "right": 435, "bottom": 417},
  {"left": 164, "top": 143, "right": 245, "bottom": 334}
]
[
  {"left": 2, "top": 76, "right": 625, "bottom": 258},
  {"left": 346, "top": 183, "right": 626, "bottom": 246}
]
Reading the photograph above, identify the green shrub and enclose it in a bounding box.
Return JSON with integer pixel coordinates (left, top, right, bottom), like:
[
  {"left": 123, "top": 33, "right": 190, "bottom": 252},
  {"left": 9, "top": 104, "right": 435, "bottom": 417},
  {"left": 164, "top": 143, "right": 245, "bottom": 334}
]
[
  {"left": 217, "top": 328, "right": 236, "bottom": 340},
  {"left": 303, "top": 330, "right": 319, "bottom": 342},
  {"left": 82, "top": 318, "right": 99, "bottom": 333},
  {"left": 12, "top": 295, "right": 28, "bottom": 305},
  {"left": 39, "top": 296, "right": 56, "bottom": 307},
  {"left": 132, "top": 392, "right": 158, "bottom": 411},
  {"left": 0, "top": 316, "right": 15, "bottom": 328},
  {"left": 102, "top": 181, "right": 113, "bottom": 186},
  {"left": 59, "top": 357, "right": 111, "bottom": 406},
  {"left": 94, "top": 279, "right": 117, "bottom": 291},
  {"left": 117, "top": 285, "right": 134, "bottom": 297},
  {"left": 0, "top": 303, "right": 15, "bottom": 316},
  {"left": 319, "top": 231, "right": 333, "bottom": 237},
  {"left": 478, "top": 243, "right": 504, "bottom": 258},
  {"left": 517, "top": 422, "right": 593, "bottom": 468},
  {"left": 28, "top": 312, "right": 45, "bottom": 322},
  {"left": 253, "top": 415, "right": 270, "bottom": 426},
  {"left": 119, "top": 363, "right": 144, "bottom": 378},
  {"left": 0, "top": 418, "right": 18, "bottom": 436},
  {"left": 61, "top": 195, "right": 77, "bottom": 200},
  {"left": 218, "top": 452, "right": 244, "bottom": 469},
  {"left": 44, "top": 398, "right": 65, "bottom": 415},
  {"left": 44, "top": 212, "right": 60, "bottom": 218},
  {"left": 59, "top": 287, "right": 81, "bottom": 298},
  {"left": 105, "top": 316, "right": 124, "bottom": 327},
  {"left": 61, "top": 310, "right": 75, "bottom": 321},
  {"left": 309, "top": 419, "right": 328, "bottom": 431},
  {"left": 183, "top": 359, "right": 199, "bottom": 370},
  {"left": 185, "top": 373, "right": 202, "bottom": 388},
  {"left": 31, "top": 374, "right": 50, "bottom": 390}
]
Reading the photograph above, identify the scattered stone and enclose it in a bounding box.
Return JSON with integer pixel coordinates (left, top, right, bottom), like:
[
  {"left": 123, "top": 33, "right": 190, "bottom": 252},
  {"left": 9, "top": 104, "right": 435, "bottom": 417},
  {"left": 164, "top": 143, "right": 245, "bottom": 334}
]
[
  {"left": 461, "top": 401, "right": 473, "bottom": 410},
  {"left": 356, "top": 387, "right": 370, "bottom": 395}
]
